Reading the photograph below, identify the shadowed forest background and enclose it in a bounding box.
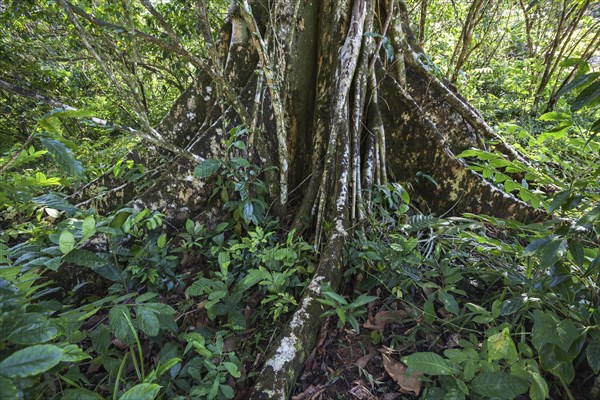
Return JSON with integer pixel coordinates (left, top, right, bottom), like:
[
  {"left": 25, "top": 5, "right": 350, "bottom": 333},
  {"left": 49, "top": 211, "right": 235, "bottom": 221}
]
[{"left": 0, "top": 0, "right": 599, "bottom": 399}]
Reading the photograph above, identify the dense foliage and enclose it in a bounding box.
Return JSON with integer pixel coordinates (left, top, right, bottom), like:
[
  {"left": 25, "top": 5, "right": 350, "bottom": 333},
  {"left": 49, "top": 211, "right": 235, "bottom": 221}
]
[{"left": 1, "top": 0, "right": 599, "bottom": 399}]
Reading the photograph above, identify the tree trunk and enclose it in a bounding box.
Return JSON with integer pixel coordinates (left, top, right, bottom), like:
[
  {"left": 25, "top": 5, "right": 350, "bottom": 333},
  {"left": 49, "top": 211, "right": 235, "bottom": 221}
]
[{"left": 56, "top": 1, "right": 546, "bottom": 398}]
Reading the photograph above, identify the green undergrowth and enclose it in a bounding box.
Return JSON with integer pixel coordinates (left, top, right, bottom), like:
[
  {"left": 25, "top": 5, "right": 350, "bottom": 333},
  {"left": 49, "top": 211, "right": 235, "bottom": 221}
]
[
  {"left": 342, "top": 182, "right": 599, "bottom": 399},
  {"left": 1, "top": 80, "right": 598, "bottom": 399}
]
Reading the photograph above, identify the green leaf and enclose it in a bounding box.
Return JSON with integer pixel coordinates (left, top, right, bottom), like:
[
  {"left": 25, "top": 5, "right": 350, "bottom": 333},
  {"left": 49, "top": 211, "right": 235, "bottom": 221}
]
[
  {"left": 82, "top": 215, "right": 96, "bottom": 239},
  {"left": 109, "top": 305, "right": 134, "bottom": 343},
  {"left": 529, "top": 371, "right": 549, "bottom": 400},
  {"left": 591, "top": 118, "right": 600, "bottom": 132},
  {"left": 557, "top": 72, "right": 599, "bottom": 97},
  {"left": 472, "top": 372, "right": 528, "bottom": 398},
  {"left": 571, "top": 80, "right": 600, "bottom": 112},
  {"left": 58, "top": 344, "right": 91, "bottom": 362},
  {"left": 220, "top": 384, "right": 235, "bottom": 399},
  {"left": 402, "top": 352, "right": 459, "bottom": 375},
  {"left": 539, "top": 111, "right": 571, "bottom": 121},
  {"left": 223, "top": 361, "right": 241, "bottom": 378},
  {"left": 137, "top": 305, "right": 160, "bottom": 337},
  {"left": 351, "top": 294, "right": 378, "bottom": 307},
  {"left": 32, "top": 193, "right": 78, "bottom": 213},
  {"left": 194, "top": 159, "right": 221, "bottom": 178},
  {"left": 0, "top": 344, "right": 64, "bottom": 378},
  {"left": 532, "top": 311, "right": 578, "bottom": 352},
  {"left": 523, "top": 237, "right": 552, "bottom": 256},
  {"left": 539, "top": 238, "right": 567, "bottom": 269},
  {"left": 62, "top": 388, "right": 105, "bottom": 400},
  {"left": 568, "top": 240, "right": 584, "bottom": 268},
  {"left": 587, "top": 332, "right": 600, "bottom": 374},
  {"left": 59, "top": 230, "right": 76, "bottom": 254},
  {"left": 0, "top": 375, "right": 19, "bottom": 399},
  {"left": 242, "top": 201, "right": 254, "bottom": 223},
  {"left": 39, "top": 137, "right": 84, "bottom": 178},
  {"left": 487, "top": 327, "right": 518, "bottom": 362},
  {"left": 157, "top": 233, "right": 167, "bottom": 249},
  {"left": 118, "top": 383, "right": 161, "bottom": 400},
  {"left": 438, "top": 290, "right": 459, "bottom": 315},
  {"left": 156, "top": 357, "right": 181, "bottom": 377}
]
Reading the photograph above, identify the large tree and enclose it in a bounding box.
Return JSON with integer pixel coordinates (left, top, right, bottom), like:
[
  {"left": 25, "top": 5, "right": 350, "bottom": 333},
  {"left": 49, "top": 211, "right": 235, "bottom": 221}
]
[{"left": 2, "top": 0, "right": 548, "bottom": 398}]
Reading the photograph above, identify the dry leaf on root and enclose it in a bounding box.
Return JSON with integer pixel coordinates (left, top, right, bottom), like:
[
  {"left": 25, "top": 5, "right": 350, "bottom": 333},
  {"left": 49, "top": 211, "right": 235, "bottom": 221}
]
[
  {"left": 363, "top": 310, "right": 407, "bottom": 331},
  {"left": 381, "top": 353, "right": 422, "bottom": 395}
]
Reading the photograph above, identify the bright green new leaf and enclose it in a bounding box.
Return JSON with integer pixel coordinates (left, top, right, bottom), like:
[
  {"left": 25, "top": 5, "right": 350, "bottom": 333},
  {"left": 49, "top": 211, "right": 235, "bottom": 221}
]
[
  {"left": 223, "top": 361, "right": 241, "bottom": 378},
  {"left": 59, "top": 230, "right": 75, "bottom": 254},
  {"left": 487, "top": 328, "right": 518, "bottom": 362},
  {"left": 82, "top": 215, "right": 96, "bottom": 239}
]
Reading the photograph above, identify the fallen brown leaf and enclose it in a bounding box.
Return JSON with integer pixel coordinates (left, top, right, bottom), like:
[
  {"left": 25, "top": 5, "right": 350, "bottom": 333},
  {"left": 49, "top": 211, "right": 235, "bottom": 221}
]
[
  {"left": 363, "top": 310, "right": 408, "bottom": 330},
  {"left": 381, "top": 353, "right": 422, "bottom": 395}
]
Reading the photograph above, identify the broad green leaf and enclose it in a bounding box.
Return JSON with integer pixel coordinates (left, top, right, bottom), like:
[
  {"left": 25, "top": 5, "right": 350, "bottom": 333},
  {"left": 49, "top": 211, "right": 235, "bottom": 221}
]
[
  {"left": 58, "top": 344, "right": 91, "bottom": 362},
  {"left": 218, "top": 251, "right": 230, "bottom": 268},
  {"left": 487, "top": 328, "right": 518, "bottom": 362},
  {"left": 220, "top": 384, "right": 235, "bottom": 399},
  {"left": 0, "top": 375, "right": 19, "bottom": 399},
  {"left": 532, "top": 311, "right": 578, "bottom": 352},
  {"left": 557, "top": 72, "right": 599, "bottom": 97},
  {"left": 8, "top": 314, "right": 58, "bottom": 344},
  {"left": 39, "top": 138, "right": 84, "bottom": 178},
  {"left": 0, "top": 344, "right": 64, "bottom": 378},
  {"left": 568, "top": 240, "right": 584, "bottom": 268},
  {"left": 539, "top": 238, "right": 567, "bottom": 269},
  {"left": 523, "top": 237, "right": 553, "bottom": 256},
  {"left": 82, "top": 215, "right": 96, "bottom": 239},
  {"left": 472, "top": 372, "right": 528, "bottom": 398},
  {"left": 156, "top": 357, "right": 181, "bottom": 377},
  {"left": 587, "top": 332, "right": 600, "bottom": 373},
  {"left": 550, "top": 362, "right": 575, "bottom": 384},
  {"left": 529, "top": 371, "right": 549, "bottom": 400},
  {"left": 59, "top": 230, "right": 76, "bottom": 254},
  {"left": 438, "top": 290, "right": 459, "bottom": 315},
  {"left": 118, "top": 383, "right": 161, "bottom": 400},
  {"left": 108, "top": 305, "right": 134, "bottom": 344},
  {"left": 194, "top": 159, "right": 220, "bottom": 178},
  {"left": 32, "top": 194, "right": 78, "bottom": 213},
  {"left": 223, "top": 361, "right": 241, "bottom": 378},
  {"left": 402, "top": 352, "right": 459, "bottom": 375},
  {"left": 539, "top": 112, "right": 571, "bottom": 121},
  {"left": 137, "top": 305, "right": 160, "bottom": 337},
  {"left": 571, "top": 80, "right": 600, "bottom": 112}
]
